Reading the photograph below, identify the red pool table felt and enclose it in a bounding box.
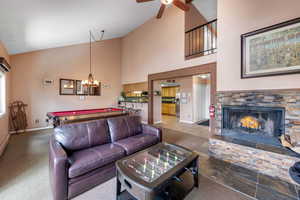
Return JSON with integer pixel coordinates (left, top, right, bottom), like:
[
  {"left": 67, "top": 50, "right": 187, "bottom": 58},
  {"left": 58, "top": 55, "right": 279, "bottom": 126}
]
[{"left": 48, "top": 108, "right": 125, "bottom": 117}]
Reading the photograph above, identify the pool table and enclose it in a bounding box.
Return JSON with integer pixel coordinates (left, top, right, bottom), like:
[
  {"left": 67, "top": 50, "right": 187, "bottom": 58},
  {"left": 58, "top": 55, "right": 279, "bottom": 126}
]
[{"left": 47, "top": 108, "right": 129, "bottom": 127}]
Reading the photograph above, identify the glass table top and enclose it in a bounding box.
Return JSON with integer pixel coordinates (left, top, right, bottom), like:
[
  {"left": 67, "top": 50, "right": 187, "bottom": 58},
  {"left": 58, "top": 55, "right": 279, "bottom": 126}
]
[{"left": 122, "top": 143, "right": 192, "bottom": 183}]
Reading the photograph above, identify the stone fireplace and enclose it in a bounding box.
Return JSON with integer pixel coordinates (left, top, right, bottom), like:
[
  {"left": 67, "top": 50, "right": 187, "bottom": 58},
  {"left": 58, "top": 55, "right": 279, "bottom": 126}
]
[
  {"left": 222, "top": 105, "right": 285, "bottom": 146},
  {"left": 209, "top": 89, "right": 300, "bottom": 184}
]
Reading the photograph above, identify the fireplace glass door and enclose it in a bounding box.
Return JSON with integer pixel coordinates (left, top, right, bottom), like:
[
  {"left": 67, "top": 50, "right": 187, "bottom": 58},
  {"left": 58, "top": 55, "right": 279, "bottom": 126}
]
[{"left": 222, "top": 105, "right": 285, "bottom": 146}]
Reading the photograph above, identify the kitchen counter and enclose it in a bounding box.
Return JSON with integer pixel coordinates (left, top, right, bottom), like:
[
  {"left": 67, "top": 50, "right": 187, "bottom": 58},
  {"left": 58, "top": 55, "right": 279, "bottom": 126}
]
[
  {"left": 120, "top": 101, "right": 148, "bottom": 103},
  {"left": 119, "top": 101, "right": 148, "bottom": 123}
]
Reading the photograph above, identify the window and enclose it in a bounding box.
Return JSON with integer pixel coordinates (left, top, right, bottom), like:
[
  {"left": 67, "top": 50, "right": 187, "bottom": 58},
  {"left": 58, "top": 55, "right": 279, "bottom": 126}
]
[{"left": 0, "top": 71, "right": 5, "bottom": 116}]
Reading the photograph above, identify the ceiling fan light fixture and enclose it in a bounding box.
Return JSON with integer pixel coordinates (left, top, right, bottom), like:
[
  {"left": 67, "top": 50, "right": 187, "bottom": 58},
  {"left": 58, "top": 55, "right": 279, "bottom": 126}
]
[{"left": 161, "top": 0, "right": 173, "bottom": 5}]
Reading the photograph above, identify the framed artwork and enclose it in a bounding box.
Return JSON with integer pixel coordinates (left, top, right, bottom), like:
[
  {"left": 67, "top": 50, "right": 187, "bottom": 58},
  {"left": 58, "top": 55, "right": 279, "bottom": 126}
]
[
  {"left": 241, "top": 17, "right": 300, "bottom": 78},
  {"left": 76, "top": 80, "right": 89, "bottom": 95},
  {"left": 59, "top": 79, "right": 76, "bottom": 95}
]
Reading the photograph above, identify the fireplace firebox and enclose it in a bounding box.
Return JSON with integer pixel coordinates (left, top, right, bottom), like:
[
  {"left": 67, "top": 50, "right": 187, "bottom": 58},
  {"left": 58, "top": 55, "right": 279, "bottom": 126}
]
[{"left": 221, "top": 105, "right": 285, "bottom": 146}]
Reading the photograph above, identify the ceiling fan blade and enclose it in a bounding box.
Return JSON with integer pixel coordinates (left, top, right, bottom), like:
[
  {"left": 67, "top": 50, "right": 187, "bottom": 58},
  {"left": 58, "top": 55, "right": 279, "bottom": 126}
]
[
  {"left": 157, "top": 4, "right": 166, "bottom": 19},
  {"left": 136, "top": 0, "right": 154, "bottom": 3},
  {"left": 173, "top": 0, "right": 190, "bottom": 11}
]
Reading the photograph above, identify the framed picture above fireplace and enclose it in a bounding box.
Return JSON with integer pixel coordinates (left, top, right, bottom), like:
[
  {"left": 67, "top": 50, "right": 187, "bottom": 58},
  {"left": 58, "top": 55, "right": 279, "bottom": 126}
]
[{"left": 241, "top": 17, "right": 300, "bottom": 79}]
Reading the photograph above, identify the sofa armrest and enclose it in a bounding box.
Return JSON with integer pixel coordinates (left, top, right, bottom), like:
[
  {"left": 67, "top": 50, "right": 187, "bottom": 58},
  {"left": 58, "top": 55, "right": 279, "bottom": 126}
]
[
  {"left": 142, "top": 124, "right": 162, "bottom": 142},
  {"left": 49, "top": 135, "right": 69, "bottom": 200}
]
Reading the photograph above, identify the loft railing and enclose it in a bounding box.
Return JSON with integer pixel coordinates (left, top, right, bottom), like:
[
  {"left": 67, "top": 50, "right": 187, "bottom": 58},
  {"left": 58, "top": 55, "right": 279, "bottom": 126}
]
[{"left": 185, "top": 19, "right": 217, "bottom": 59}]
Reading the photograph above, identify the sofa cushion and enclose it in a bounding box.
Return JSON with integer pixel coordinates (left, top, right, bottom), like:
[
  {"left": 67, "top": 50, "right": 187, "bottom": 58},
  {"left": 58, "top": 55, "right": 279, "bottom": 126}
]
[
  {"left": 107, "top": 116, "right": 142, "bottom": 142},
  {"left": 114, "top": 134, "right": 159, "bottom": 155},
  {"left": 126, "top": 115, "right": 142, "bottom": 136},
  {"left": 54, "top": 119, "right": 110, "bottom": 151},
  {"left": 107, "top": 117, "right": 130, "bottom": 142},
  {"left": 68, "top": 144, "right": 125, "bottom": 178}
]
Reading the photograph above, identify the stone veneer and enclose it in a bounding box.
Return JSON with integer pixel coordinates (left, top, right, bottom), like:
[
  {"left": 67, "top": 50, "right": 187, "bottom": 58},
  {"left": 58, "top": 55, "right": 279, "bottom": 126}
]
[
  {"left": 215, "top": 89, "right": 300, "bottom": 145},
  {"left": 209, "top": 137, "right": 300, "bottom": 184},
  {"left": 209, "top": 89, "right": 300, "bottom": 184}
]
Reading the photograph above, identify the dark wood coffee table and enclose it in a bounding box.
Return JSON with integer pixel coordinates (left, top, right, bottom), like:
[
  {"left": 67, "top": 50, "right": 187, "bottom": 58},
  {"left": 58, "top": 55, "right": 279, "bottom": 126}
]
[{"left": 116, "top": 143, "right": 199, "bottom": 200}]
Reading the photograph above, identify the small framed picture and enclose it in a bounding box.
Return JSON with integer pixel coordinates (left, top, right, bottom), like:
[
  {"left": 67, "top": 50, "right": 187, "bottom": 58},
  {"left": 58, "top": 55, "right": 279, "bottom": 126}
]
[
  {"left": 76, "top": 80, "right": 89, "bottom": 95},
  {"left": 59, "top": 79, "right": 76, "bottom": 95}
]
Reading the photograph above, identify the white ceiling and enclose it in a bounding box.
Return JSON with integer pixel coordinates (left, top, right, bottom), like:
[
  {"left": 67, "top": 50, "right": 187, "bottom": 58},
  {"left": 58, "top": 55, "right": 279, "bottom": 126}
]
[
  {"left": 0, "top": 0, "right": 162, "bottom": 55},
  {"left": 193, "top": 0, "right": 217, "bottom": 21},
  {"left": 0, "top": 0, "right": 216, "bottom": 55}
]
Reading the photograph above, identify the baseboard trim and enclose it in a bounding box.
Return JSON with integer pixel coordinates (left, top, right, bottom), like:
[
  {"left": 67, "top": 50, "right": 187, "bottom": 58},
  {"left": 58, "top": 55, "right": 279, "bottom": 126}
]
[
  {"left": 0, "top": 134, "right": 10, "bottom": 156},
  {"left": 9, "top": 126, "right": 53, "bottom": 134},
  {"left": 179, "top": 120, "right": 194, "bottom": 124}
]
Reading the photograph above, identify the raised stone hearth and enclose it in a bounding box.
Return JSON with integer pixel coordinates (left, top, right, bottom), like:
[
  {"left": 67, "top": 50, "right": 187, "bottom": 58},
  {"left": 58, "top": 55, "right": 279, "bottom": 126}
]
[
  {"left": 210, "top": 89, "right": 300, "bottom": 184},
  {"left": 209, "top": 136, "right": 300, "bottom": 183}
]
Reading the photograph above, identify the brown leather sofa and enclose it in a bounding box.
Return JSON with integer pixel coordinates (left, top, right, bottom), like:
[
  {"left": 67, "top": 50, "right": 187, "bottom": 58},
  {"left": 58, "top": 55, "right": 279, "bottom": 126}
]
[{"left": 49, "top": 115, "right": 162, "bottom": 200}]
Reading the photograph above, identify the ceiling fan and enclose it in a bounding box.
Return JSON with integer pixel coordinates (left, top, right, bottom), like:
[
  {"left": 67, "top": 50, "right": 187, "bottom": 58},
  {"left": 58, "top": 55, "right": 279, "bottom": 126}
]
[{"left": 136, "top": 0, "right": 193, "bottom": 19}]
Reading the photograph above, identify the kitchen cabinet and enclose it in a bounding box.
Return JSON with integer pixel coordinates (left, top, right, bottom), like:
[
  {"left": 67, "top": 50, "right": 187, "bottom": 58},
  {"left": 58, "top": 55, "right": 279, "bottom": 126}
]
[
  {"left": 162, "top": 86, "right": 179, "bottom": 97},
  {"left": 162, "top": 103, "right": 176, "bottom": 116},
  {"left": 123, "top": 82, "right": 147, "bottom": 92},
  {"left": 162, "top": 104, "right": 168, "bottom": 114},
  {"left": 169, "top": 104, "right": 176, "bottom": 115}
]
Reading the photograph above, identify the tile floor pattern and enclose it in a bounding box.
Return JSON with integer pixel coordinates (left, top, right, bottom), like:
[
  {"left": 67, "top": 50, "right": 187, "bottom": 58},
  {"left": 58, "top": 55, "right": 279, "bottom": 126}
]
[
  {"left": 157, "top": 115, "right": 210, "bottom": 139},
  {"left": 156, "top": 123, "right": 300, "bottom": 200},
  {"left": 0, "top": 127, "right": 299, "bottom": 200},
  {"left": 162, "top": 128, "right": 209, "bottom": 156},
  {"left": 200, "top": 156, "right": 300, "bottom": 200}
]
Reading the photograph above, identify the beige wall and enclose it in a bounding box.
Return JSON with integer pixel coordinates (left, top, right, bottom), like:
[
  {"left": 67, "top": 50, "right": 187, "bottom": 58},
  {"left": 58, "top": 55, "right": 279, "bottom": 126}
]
[
  {"left": 121, "top": 6, "right": 217, "bottom": 84},
  {"left": 177, "top": 76, "right": 194, "bottom": 123},
  {"left": 217, "top": 0, "right": 300, "bottom": 91},
  {"left": 0, "top": 41, "right": 11, "bottom": 155},
  {"left": 193, "top": 75, "right": 210, "bottom": 122},
  {"left": 153, "top": 81, "right": 162, "bottom": 124},
  {"left": 185, "top": 4, "right": 207, "bottom": 31},
  {"left": 11, "top": 38, "right": 122, "bottom": 129}
]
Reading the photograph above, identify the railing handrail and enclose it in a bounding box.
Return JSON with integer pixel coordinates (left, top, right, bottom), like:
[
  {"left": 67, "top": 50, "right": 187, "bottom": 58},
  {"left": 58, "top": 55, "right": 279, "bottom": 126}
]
[
  {"left": 185, "top": 19, "right": 217, "bottom": 34},
  {"left": 186, "top": 48, "right": 217, "bottom": 58}
]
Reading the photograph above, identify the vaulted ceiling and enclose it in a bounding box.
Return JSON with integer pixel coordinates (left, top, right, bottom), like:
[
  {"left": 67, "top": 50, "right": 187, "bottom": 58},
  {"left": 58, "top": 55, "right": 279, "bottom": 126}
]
[
  {"left": 193, "top": 0, "right": 217, "bottom": 21},
  {"left": 0, "top": 0, "right": 216, "bottom": 55},
  {"left": 0, "top": 0, "right": 162, "bottom": 54}
]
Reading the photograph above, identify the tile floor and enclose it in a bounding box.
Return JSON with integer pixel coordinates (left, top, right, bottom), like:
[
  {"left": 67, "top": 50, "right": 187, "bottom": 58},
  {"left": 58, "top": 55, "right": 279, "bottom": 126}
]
[
  {"left": 155, "top": 118, "right": 300, "bottom": 200},
  {"left": 157, "top": 115, "right": 210, "bottom": 139},
  {"left": 199, "top": 156, "right": 300, "bottom": 200},
  {"left": 0, "top": 123, "right": 299, "bottom": 200}
]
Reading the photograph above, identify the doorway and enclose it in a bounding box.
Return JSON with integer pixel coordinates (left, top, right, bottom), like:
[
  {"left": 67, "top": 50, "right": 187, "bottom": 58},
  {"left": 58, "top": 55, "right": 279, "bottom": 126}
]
[
  {"left": 193, "top": 73, "right": 211, "bottom": 126},
  {"left": 148, "top": 62, "right": 216, "bottom": 136},
  {"left": 160, "top": 80, "right": 180, "bottom": 124}
]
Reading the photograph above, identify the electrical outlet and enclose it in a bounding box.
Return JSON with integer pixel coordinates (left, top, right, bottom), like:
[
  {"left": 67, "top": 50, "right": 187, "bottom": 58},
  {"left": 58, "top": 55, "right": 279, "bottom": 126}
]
[
  {"left": 34, "top": 119, "right": 40, "bottom": 124},
  {"left": 79, "top": 96, "right": 86, "bottom": 100}
]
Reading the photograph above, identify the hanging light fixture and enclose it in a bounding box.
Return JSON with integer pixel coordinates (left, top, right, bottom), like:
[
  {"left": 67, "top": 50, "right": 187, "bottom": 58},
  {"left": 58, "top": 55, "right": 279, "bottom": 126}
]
[{"left": 82, "top": 30, "right": 105, "bottom": 87}]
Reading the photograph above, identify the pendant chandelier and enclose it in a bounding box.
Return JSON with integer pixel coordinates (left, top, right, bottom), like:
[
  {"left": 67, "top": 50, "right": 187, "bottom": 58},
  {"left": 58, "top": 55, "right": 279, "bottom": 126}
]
[{"left": 82, "top": 30, "right": 105, "bottom": 87}]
